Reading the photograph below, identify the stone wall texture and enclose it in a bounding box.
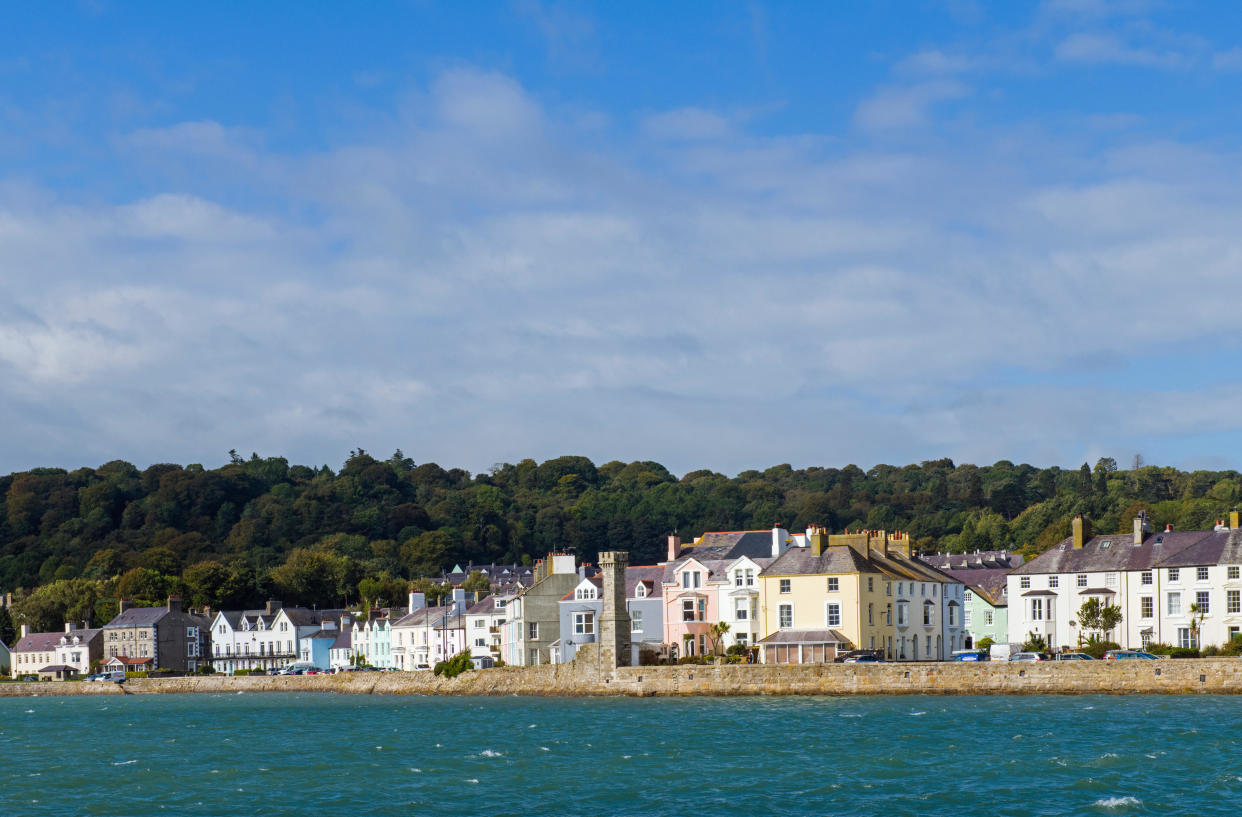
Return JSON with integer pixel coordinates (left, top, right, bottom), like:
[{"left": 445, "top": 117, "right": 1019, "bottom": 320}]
[{"left": 6, "top": 653, "right": 1242, "bottom": 698}]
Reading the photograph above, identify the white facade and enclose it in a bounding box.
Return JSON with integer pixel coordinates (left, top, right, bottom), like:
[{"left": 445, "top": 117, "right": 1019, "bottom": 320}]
[
  {"left": 1007, "top": 521, "right": 1242, "bottom": 651},
  {"left": 718, "top": 556, "right": 763, "bottom": 649}
]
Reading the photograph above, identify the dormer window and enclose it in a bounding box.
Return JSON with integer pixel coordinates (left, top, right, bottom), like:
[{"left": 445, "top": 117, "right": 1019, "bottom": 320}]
[
  {"left": 1101, "top": 540, "right": 1112, "bottom": 549},
  {"left": 635, "top": 584, "right": 646, "bottom": 598}
]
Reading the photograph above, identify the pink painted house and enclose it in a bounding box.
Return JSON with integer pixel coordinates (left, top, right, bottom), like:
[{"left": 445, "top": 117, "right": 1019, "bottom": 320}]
[{"left": 661, "top": 527, "right": 791, "bottom": 658}]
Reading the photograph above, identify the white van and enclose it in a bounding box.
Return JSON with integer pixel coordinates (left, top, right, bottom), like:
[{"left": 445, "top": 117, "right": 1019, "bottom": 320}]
[{"left": 92, "top": 670, "right": 126, "bottom": 682}]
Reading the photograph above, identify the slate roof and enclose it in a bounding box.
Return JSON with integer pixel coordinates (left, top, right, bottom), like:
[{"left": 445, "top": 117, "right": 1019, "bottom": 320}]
[
  {"left": 1157, "top": 529, "right": 1242, "bottom": 568},
  {"left": 390, "top": 605, "right": 451, "bottom": 628},
  {"left": 681, "top": 530, "right": 779, "bottom": 562},
  {"left": 466, "top": 595, "right": 497, "bottom": 615},
  {"left": 12, "top": 632, "right": 70, "bottom": 653},
  {"left": 758, "top": 629, "right": 850, "bottom": 644},
  {"left": 329, "top": 630, "right": 352, "bottom": 651},
  {"left": 917, "top": 553, "right": 1020, "bottom": 606},
  {"left": 1012, "top": 530, "right": 1219, "bottom": 575},
  {"left": 104, "top": 606, "right": 173, "bottom": 628},
  {"left": 762, "top": 545, "right": 876, "bottom": 577},
  {"left": 626, "top": 565, "right": 666, "bottom": 599},
  {"left": 282, "top": 608, "right": 348, "bottom": 627}
]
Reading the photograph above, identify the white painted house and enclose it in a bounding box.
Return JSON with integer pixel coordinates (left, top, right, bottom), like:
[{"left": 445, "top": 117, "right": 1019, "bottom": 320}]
[{"left": 1008, "top": 513, "right": 1242, "bottom": 651}]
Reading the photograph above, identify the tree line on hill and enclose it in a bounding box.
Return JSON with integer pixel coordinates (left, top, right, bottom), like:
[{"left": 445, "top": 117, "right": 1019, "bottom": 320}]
[{"left": 2, "top": 450, "right": 1240, "bottom": 635}]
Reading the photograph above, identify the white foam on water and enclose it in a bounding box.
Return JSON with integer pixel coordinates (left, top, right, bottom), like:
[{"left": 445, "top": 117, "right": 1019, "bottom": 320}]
[
  {"left": 540, "top": 747, "right": 550, "bottom": 751},
  {"left": 909, "top": 711, "right": 926, "bottom": 716},
  {"left": 410, "top": 768, "right": 421, "bottom": 773},
  {"left": 1093, "top": 796, "right": 1141, "bottom": 809},
  {"left": 479, "top": 749, "right": 503, "bottom": 757},
  {"left": 466, "top": 778, "right": 479, "bottom": 784},
  {"left": 112, "top": 760, "right": 137, "bottom": 766}
]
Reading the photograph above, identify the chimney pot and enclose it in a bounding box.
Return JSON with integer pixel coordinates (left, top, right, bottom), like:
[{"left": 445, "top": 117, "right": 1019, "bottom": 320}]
[
  {"left": 667, "top": 534, "right": 682, "bottom": 561},
  {"left": 1165, "top": 524, "right": 1173, "bottom": 532}
]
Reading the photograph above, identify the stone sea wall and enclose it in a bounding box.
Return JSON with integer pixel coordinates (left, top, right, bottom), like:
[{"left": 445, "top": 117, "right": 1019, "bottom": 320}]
[{"left": 5, "top": 656, "right": 1242, "bottom": 698}]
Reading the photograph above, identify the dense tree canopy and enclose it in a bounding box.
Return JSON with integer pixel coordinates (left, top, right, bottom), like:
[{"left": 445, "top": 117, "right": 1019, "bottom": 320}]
[{"left": 3, "top": 451, "right": 1240, "bottom": 623}]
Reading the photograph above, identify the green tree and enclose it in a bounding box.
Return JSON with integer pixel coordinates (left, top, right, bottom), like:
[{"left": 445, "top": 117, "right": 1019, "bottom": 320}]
[
  {"left": 1076, "top": 598, "right": 1123, "bottom": 643},
  {"left": 707, "top": 621, "right": 731, "bottom": 656},
  {"left": 460, "top": 570, "right": 491, "bottom": 594}
]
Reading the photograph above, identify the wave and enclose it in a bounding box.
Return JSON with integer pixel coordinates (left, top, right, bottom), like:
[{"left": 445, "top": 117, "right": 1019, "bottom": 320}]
[
  {"left": 479, "top": 749, "right": 503, "bottom": 757},
  {"left": 1094, "top": 796, "right": 1141, "bottom": 809}
]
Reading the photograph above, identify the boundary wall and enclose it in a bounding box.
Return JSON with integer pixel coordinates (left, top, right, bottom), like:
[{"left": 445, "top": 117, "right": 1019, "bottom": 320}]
[{"left": 6, "top": 653, "right": 1242, "bottom": 697}]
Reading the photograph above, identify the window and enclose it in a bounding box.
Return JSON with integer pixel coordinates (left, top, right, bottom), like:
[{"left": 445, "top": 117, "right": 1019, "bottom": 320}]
[
  {"left": 682, "top": 600, "right": 696, "bottom": 622},
  {"left": 475, "top": 638, "right": 486, "bottom": 647},
  {"left": 1230, "top": 566, "right": 1241, "bottom": 581},
  {"left": 635, "top": 584, "right": 646, "bottom": 598},
  {"left": 575, "top": 587, "right": 596, "bottom": 600},
  {"left": 896, "top": 602, "right": 908, "bottom": 626},
  {"left": 1178, "top": 627, "right": 1195, "bottom": 649},
  {"left": 779, "top": 604, "right": 793, "bottom": 629},
  {"left": 1230, "top": 626, "right": 1241, "bottom": 641},
  {"left": 923, "top": 603, "right": 934, "bottom": 626},
  {"left": 1167, "top": 592, "right": 1181, "bottom": 616},
  {"left": 921, "top": 584, "right": 926, "bottom": 597},
  {"left": 1141, "top": 597, "right": 1153, "bottom": 618},
  {"left": 1101, "top": 539, "right": 1112, "bottom": 549},
  {"left": 868, "top": 577, "right": 874, "bottom": 593},
  {"left": 746, "top": 569, "right": 755, "bottom": 586},
  {"left": 1048, "top": 576, "right": 1058, "bottom": 588},
  {"left": 631, "top": 610, "right": 643, "bottom": 632},
  {"left": 474, "top": 618, "right": 485, "bottom": 628},
  {"left": 984, "top": 611, "right": 994, "bottom": 626},
  {"left": 1105, "top": 573, "right": 1118, "bottom": 589},
  {"left": 1229, "top": 590, "right": 1241, "bottom": 615},
  {"left": 898, "top": 582, "right": 904, "bottom": 595},
  {"left": 186, "top": 641, "right": 198, "bottom": 658},
  {"left": 735, "top": 633, "right": 748, "bottom": 647},
  {"left": 1198, "top": 566, "right": 1210, "bottom": 582},
  {"left": 186, "top": 627, "right": 198, "bottom": 640},
  {"left": 964, "top": 608, "right": 972, "bottom": 626},
  {"left": 1077, "top": 574, "right": 1087, "bottom": 588},
  {"left": 1030, "top": 598, "right": 1044, "bottom": 621},
  {"left": 964, "top": 589, "right": 973, "bottom": 602},
  {"left": 932, "top": 585, "right": 937, "bottom": 597},
  {"left": 1197, "top": 591, "right": 1210, "bottom": 614},
  {"left": 827, "top": 577, "right": 839, "bottom": 592},
  {"left": 735, "top": 598, "right": 749, "bottom": 621},
  {"left": 573, "top": 613, "right": 594, "bottom": 636},
  {"left": 780, "top": 579, "right": 791, "bottom": 594},
  {"left": 886, "top": 582, "right": 892, "bottom": 596},
  {"left": 826, "top": 602, "right": 841, "bottom": 627},
  {"left": 1141, "top": 571, "right": 1153, "bottom": 585},
  {"left": 735, "top": 571, "right": 744, "bottom": 587},
  {"left": 886, "top": 604, "right": 892, "bottom": 626},
  {"left": 1169, "top": 568, "right": 1180, "bottom": 582},
  {"left": 868, "top": 603, "right": 874, "bottom": 625},
  {"left": 948, "top": 605, "right": 957, "bottom": 627},
  {"left": 1020, "top": 577, "right": 1031, "bottom": 589},
  {"left": 527, "top": 622, "right": 539, "bottom": 640}
]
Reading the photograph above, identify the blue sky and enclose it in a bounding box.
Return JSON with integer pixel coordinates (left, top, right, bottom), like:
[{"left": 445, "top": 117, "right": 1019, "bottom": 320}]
[{"left": 4, "top": 0, "right": 1242, "bottom": 476}]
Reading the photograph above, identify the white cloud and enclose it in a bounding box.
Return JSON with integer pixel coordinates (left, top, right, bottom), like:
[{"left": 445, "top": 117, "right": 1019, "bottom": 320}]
[
  {"left": 6, "top": 66, "right": 1242, "bottom": 475},
  {"left": 1213, "top": 48, "right": 1242, "bottom": 71},
  {"left": 642, "top": 108, "right": 732, "bottom": 141},
  {"left": 1054, "top": 32, "right": 1187, "bottom": 67},
  {"left": 853, "top": 80, "right": 970, "bottom": 131}
]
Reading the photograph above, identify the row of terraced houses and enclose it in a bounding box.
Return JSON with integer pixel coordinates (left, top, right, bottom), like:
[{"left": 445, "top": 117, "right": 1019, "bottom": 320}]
[{"left": 13, "top": 512, "right": 1242, "bottom": 678}]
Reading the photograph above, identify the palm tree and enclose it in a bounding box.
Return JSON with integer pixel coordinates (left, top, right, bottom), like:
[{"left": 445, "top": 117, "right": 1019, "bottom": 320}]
[{"left": 1188, "top": 602, "right": 1204, "bottom": 650}]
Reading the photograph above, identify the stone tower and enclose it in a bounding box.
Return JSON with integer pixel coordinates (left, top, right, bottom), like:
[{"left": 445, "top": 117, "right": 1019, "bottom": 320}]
[{"left": 597, "top": 551, "right": 632, "bottom": 669}]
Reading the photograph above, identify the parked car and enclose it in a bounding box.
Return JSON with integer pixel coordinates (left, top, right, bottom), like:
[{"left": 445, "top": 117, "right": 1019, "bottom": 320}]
[
  {"left": 1007, "top": 652, "right": 1049, "bottom": 662},
  {"left": 1054, "top": 652, "right": 1095, "bottom": 660},
  {"left": 1103, "top": 650, "right": 1160, "bottom": 660},
  {"left": 951, "top": 649, "right": 990, "bottom": 662},
  {"left": 842, "top": 654, "right": 884, "bottom": 663},
  {"left": 93, "top": 670, "right": 126, "bottom": 682},
  {"left": 834, "top": 650, "right": 883, "bottom": 663}
]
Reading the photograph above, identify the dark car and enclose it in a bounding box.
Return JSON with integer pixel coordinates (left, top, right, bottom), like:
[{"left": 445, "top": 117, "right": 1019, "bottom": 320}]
[
  {"left": 1008, "top": 652, "right": 1050, "bottom": 662},
  {"left": 1054, "top": 652, "right": 1095, "bottom": 660},
  {"left": 1103, "top": 650, "right": 1159, "bottom": 660},
  {"left": 842, "top": 654, "right": 884, "bottom": 663},
  {"left": 834, "top": 650, "right": 883, "bottom": 664},
  {"left": 951, "top": 650, "right": 990, "bottom": 662}
]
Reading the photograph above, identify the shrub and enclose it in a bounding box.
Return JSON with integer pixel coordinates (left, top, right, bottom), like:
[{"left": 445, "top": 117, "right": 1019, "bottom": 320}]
[
  {"left": 1169, "top": 647, "right": 1200, "bottom": 659},
  {"left": 977, "top": 637, "right": 995, "bottom": 653},
  {"left": 1200, "top": 645, "right": 1220, "bottom": 657},
  {"left": 1081, "top": 640, "right": 1120, "bottom": 660},
  {"left": 1022, "top": 632, "right": 1048, "bottom": 653},
  {"left": 433, "top": 651, "right": 473, "bottom": 679},
  {"left": 725, "top": 644, "right": 749, "bottom": 657},
  {"left": 1219, "top": 635, "right": 1242, "bottom": 656},
  {"left": 1145, "top": 642, "right": 1175, "bottom": 655},
  {"left": 676, "top": 655, "right": 710, "bottom": 665}
]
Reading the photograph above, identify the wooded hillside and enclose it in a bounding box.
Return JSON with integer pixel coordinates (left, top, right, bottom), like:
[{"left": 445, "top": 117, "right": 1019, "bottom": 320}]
[{"left": 2, "top": 450, "right": 1239, "bottom": 634}]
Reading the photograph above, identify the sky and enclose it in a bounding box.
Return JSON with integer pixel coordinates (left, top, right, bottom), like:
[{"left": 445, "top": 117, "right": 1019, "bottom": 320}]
[{"left": 4, "top": 0, "right": 1242, "bottom": 478}]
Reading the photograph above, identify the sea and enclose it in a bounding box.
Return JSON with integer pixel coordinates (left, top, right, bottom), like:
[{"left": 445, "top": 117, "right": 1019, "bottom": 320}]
[{"left": 1, "top": 692, "right": 1238, "bottom": 816}]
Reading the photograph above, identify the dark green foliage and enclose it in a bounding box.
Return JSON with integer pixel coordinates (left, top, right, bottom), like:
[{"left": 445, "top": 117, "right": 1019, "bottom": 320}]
[
  {"left": 1022, "top": 632, "right": 1048, "bottom": 653},
  {"left": 4, "top": 453, "right": 1242, "bottom": 616},
  {"left": 433, "top": 650, "right": 473, "bottom": 678},
  {"left": 1081, "top": 640, "right": 1120, "bottom": 659}
]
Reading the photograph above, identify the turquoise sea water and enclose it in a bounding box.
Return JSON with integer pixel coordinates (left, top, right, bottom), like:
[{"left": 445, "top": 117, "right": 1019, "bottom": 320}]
[{"left": 2, "top": 693, "right": 1240, "bottom": 816}]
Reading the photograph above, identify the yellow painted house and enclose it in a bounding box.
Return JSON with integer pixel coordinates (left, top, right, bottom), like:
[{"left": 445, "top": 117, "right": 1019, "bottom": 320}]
[{"left": 758, "top": 528, "right": 967, "bottom": 663}]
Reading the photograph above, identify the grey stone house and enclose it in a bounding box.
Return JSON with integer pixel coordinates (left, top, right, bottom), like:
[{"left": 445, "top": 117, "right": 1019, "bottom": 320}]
[{"left": 102, "top": 596, "right": 212, "bottom": 672}]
